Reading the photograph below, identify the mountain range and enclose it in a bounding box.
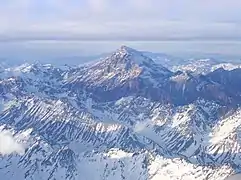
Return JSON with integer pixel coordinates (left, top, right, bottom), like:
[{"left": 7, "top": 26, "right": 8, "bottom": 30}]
[{"left": 0, "top": 46, "right": 241, "bottom": 179}]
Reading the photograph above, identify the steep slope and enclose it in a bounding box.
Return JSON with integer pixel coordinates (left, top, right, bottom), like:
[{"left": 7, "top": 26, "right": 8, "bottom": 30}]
[
  {"left": 64, "top": 47, "right": 241, "bottom": 106},
  {"left": 63, "top": 46, "right": 172, "bottom": 102},
  {"left": 0, "top": 96, "right": 168, "bottom": 180}
]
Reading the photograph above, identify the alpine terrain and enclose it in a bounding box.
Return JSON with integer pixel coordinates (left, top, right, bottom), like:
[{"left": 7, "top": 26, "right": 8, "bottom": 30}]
[{"left": 1, "top": 46, "right": 241, "bottom": 180}]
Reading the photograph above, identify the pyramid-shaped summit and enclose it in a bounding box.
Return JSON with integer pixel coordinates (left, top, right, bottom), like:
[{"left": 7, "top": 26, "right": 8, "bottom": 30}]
[
  {"left": 66, "top": 46, "right": 172, "bottom": 93},
  {"left": 88, "top": 45, "right": 171, "bottom": 77},
  {"left": 119, "top": 45, "right": 139, "bottom": 54},
  {"left": 108, "top": 45, "right": 155, "bottom": 66}
]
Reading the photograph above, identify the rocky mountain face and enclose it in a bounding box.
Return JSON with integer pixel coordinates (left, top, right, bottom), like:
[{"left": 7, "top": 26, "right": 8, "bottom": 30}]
[{"left": 1, "top": 46, "right": 241, "bottom": 180}]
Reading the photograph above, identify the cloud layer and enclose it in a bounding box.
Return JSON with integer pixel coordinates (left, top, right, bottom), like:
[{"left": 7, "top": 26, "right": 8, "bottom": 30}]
[
  {"left": 0, "top": 0, "right": 241, "bottom": 41},
  {"left": 0, "top": 130, "right": 25, "bottom": 156},
  {"left": 225, "top": 174, "right": 241, "bottom": 180}
]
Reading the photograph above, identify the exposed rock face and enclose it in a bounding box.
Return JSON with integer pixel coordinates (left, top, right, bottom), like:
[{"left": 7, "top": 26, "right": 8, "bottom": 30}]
[{"left": 64, "top": 46, "right": 241, "bottom": 106}]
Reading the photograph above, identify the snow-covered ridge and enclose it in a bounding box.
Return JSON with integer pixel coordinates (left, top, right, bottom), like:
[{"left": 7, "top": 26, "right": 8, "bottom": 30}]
[{"left": 171, "top": 58, "right": 241, "bottom": 74}]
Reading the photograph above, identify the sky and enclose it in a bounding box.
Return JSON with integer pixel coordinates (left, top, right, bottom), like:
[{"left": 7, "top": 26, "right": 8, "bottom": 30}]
[
  {"left": 1, "top": 0, "right": 241, "bottom": 41},
  {"left": 0, "top": 0, "right": 241, "bottom": 62}
]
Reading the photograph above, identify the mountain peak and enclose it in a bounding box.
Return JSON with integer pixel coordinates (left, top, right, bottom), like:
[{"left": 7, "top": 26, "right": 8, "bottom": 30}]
[
  {"left": 86, "top": 46, "right": 172, "bottom": 78},
  {"left": 107, "top": 45, "right": 155, "bottom": 67},
  {"left": 71, "top": 46, "right": 172, "bottom": 94},
  {"left": 119, "top": 45, "right": 137, "bottom": 53}
]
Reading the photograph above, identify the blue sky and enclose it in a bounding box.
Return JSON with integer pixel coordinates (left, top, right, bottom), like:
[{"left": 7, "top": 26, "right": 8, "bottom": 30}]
[{"left": 0, "top": 0, "right": 241, "bottom": 59}]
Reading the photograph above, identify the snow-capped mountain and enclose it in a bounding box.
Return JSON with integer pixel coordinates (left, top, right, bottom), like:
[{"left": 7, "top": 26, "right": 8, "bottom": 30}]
[
  {"left": 64, "top": 46, "right": 172, "bottom": 102},
  {"left": 171, "top": 58, "right": 241, "bottom": 74},
  {"left": 143, "top": 52, "right": 241, "bottom": 74},
  {"left": 1, "top": 46, "right": 241, "bottom": 180}
]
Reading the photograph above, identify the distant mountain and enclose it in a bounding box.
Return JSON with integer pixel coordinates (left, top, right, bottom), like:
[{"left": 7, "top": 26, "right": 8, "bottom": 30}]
[
  {"left": 142, "top": 51, "right": 185, "bottom": 67},
  {"left": 1, "top": 46, "right": 241, "bottom": 179},
  {"left": 139, "top": 51, "right": 241, "bottom": 75},
  {"left": 171, "top": 58, "right": 241, "bottom": 74}
]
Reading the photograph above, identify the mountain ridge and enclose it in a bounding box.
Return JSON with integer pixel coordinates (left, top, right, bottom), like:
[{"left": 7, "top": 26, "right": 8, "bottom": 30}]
[{"left": 1, "top": 46, "right": 241, "bottom": 179}]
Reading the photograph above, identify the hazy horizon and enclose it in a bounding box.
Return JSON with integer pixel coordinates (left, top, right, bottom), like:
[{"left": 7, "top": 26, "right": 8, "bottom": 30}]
[
  {"left": 1, "top": 0, "right": 241, "bottom": 64},
  {"left": 0, "top": 40, "right": 241, "bottom": 65}
]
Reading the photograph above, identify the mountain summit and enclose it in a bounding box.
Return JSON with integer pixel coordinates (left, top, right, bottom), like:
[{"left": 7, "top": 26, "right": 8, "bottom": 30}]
[
  {"left": 113, "top": 45, "right": 154, "bottom": 65},
  {"left": 64, "top": 46, "right": 172, "bottom": 101},
  {"left": 93, "top": 45, "right": 170, "bottom": 72}
]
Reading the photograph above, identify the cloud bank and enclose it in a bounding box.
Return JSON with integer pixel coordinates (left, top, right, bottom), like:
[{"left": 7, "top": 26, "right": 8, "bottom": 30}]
[
  {"left": 0, "top": 130, "right": 25, "bottom": 156},
  {"left": 0, "top": 0, "right": 241, "bottom": 41},
  {"left": 225, "top": 174, "right": 241, "bottom": 180}
]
